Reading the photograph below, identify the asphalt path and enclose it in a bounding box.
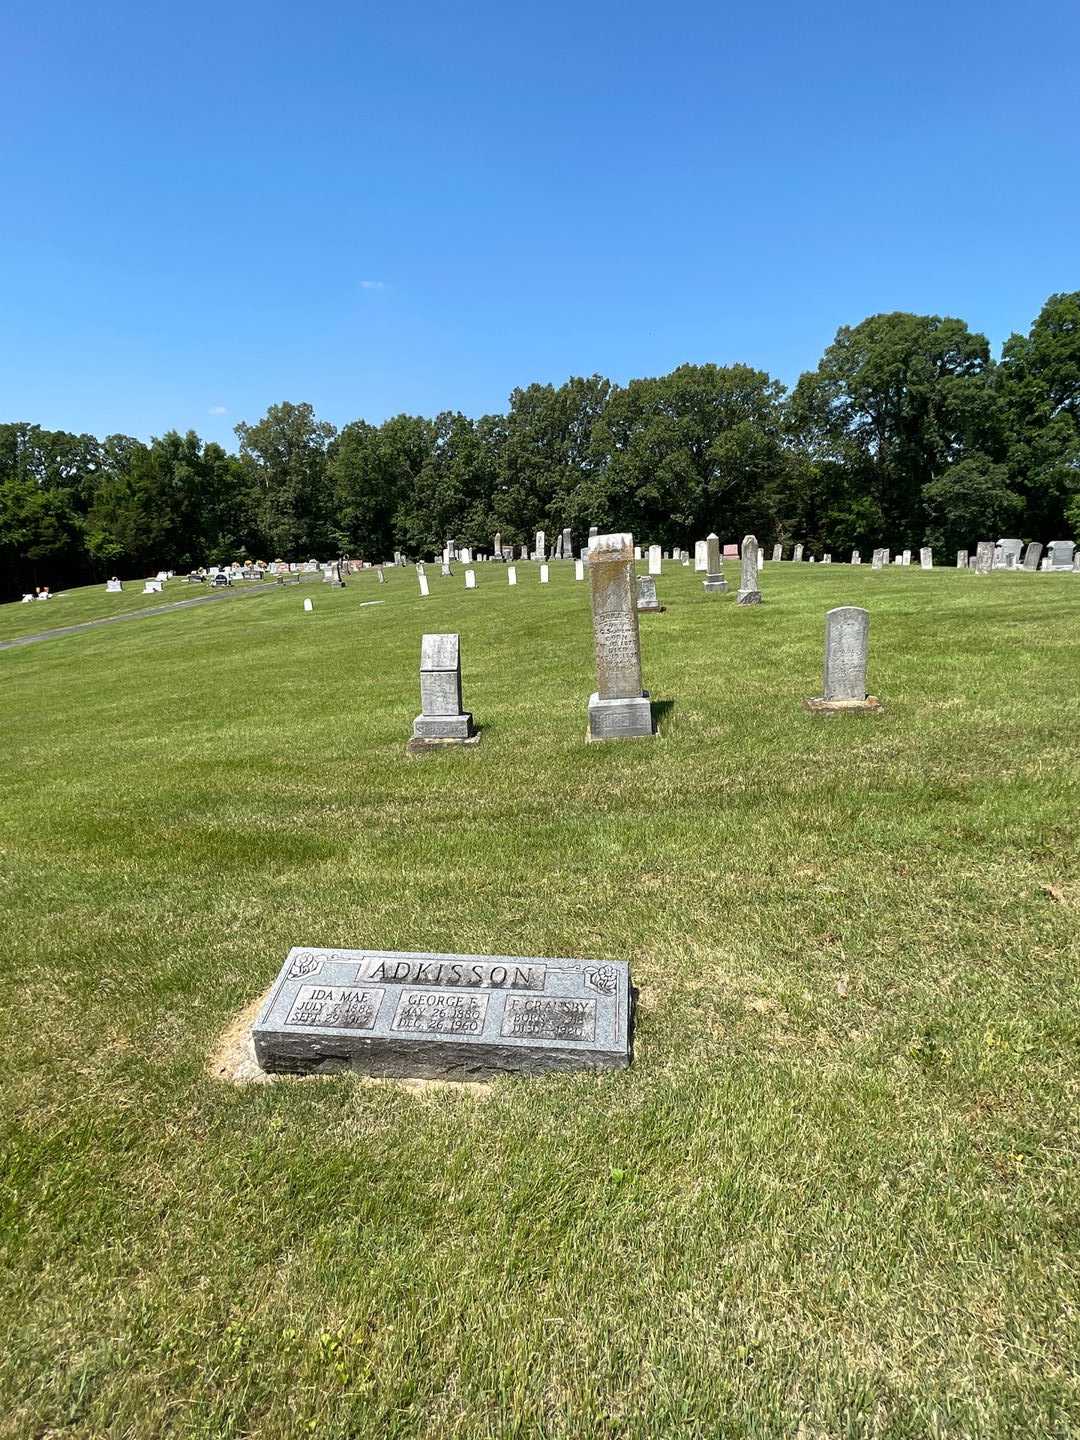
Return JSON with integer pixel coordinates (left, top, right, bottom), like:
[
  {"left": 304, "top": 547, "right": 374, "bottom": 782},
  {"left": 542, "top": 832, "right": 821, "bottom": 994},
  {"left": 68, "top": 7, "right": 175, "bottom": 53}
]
[{"left": 0, "top": 583, "right": 284, "bottom": 651}]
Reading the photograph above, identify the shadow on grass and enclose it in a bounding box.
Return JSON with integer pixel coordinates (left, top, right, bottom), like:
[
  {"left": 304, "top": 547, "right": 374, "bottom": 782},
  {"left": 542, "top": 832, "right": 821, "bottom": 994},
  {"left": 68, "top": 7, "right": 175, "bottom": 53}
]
[{"left": 651, "top": 698, "right": 674, "bottom": 728}]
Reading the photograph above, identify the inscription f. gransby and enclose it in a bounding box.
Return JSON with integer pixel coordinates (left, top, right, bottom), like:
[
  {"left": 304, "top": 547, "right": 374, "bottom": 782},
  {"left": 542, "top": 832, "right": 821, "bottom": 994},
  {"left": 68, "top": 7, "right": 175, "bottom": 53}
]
[
  {"left": 587, "top": 533, "right": 654, "bottom": 740},
  {"left": 805, "top": 606, "right": 881, "bottom": 715}
]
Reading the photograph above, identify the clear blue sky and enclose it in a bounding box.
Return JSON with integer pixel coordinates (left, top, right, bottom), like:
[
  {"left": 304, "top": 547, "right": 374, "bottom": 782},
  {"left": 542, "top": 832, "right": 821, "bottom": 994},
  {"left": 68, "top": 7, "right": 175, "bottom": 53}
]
[{"left": 2, "top": 0, "right": 1077, "bottom": 449}]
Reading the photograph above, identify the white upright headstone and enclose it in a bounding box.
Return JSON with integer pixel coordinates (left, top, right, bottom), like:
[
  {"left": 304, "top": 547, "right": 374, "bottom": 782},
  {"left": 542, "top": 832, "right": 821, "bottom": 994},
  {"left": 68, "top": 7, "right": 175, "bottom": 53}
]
[
  {"left": 418, "top": 573, "right": 430, "bottom": 597},
  {"left": 648, "top": 544, "right": 662, "bottom": 576},
  {"left": 575, "top": 559, "right": 584, "bottom": 581},
  {"left": 465, "top": 570, "right": 476, "bottom": 589},
  {"left": 694, "top": 540, "right": 708, "bottom": 572},
  {"left": 507, "top": 566, "right": 517, "bottom": 586},
  {"left": 303, "top": 598, "right": 313, "bottom": 612},
  {"left": 539, "top": 564, "right": 549, "bottom": 584}
]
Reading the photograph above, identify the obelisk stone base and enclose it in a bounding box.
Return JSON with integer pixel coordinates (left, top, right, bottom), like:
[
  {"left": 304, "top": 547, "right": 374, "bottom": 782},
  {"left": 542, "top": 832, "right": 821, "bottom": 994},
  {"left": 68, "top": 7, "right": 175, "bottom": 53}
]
[
  {"left": 803, "top": 695, "right": 882, "bottom": 717},
  {"left": 736, "top": 589, "right": 761, "bottom": 605},
  {"left": 407, "top": 711, "right": 478, "bottom": 753},
  {"left": 703, "top": 575, "right": 728, "bottom": 592},
  {"left": 587, "top": 691, "right": 654, "bottom": 741}
]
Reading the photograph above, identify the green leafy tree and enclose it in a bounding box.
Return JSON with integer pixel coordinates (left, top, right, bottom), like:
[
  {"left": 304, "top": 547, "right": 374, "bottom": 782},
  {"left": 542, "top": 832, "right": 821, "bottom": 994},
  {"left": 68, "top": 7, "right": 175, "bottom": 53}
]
[
  {"left": 922, "top": 455, "right": 1023, "bottom": 552},
  {"left": 235, "top": 402, "right": 336, "bottom": 558}
]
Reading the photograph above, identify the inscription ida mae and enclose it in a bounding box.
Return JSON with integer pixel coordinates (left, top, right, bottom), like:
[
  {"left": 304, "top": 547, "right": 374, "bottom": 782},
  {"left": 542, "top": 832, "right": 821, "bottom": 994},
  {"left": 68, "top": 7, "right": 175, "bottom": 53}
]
[{"left": 252, "top": 948, "right": 632, "bottom": 1079}]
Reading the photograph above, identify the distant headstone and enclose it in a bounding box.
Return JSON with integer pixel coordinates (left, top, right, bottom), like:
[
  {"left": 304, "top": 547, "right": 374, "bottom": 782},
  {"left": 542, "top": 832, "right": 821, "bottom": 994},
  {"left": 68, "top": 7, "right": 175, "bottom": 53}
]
[
  {"left": 378, "top": 569, "right": 386, "bottom": 583},
  {"left": 920, "top": 547, "right": 933, "bottom": 569},
  {"left": 757, "top": 549, "right": 764, "bottom": 572},
  {"left": 507, "top": 565, "right": 517, "bottom": 586},
  {"left": 105, "top": 579, "right": 122, "bottom": 593},
  {"left": 648, "top": 544, "right": 661, "bottom": 576},
  {"left": 636, "top": 574, "right": 662, "bottom": 613},
  {"left": 589, "top": 525, "right": 598, "bottom": 540},
  {"left": 303, "top": 598, "right": 313, "bottom": 612},
  {"left": 694, "top": 540, "right": 708, "bottom": 572},
  {"left": 772, "top": 543, "right": 783, "bottom": 562},
  {"left": 460, "top": 547, "right": 472, "bottom": 565},
  {"left": 562, "top": 527, "right": 572, "bottom": 557},
  {"left": 805, "top": 607, "right": 880, "bottom": 714},
  {"left": 1048, "top": 540, "right": 1074, "bottom": 571},
  {"left": 465, "top": 570, "right": 477, "bottom": 589},
  {"left": 633, "top": 545, "right": 641, "bottom": 561},
  {"left": 974, "top": 541, "right": 994, "bottom": 576},
  {"left": 703, "top": 533, "right": 727, "bottom": 593},
  {"left": 995, "top": 538, "right": 1022, "bottom": 570},
  {"left": 823, "top": 554, "right": 832, "bottom": 564},
  {"left": 440, "top": 563, "right": 451, "bottom": 577},
  {"left": 493, "top": 531, "right": 502, "bottom": 558},
  {"left": 793, "top": 544, "right": 804, "bottom": 563},
  {"left": 587, "top": 533, "right": 654, "bottom": 741},
  {"left": 519, "top": 544, "right": 528, "bottom": 560},
  {"left": 1022, "top": 541, "right": 1043, "bottom": 571},
  {"left": 540, "top": 564, "right": 549, "bottom": 584},
  {"left": 736, "top": 535, "right": 762, "bottom": 605},
  {"left": 575, "top": 559, "right": 584, "bottom": 581},
  {"left": 956, "top": 551, "right": 968, "bottom": 568},
  {"left": 871, "top": 549, "right": 884, "bottom": 570},
  {"left": 851, "top": 550, "right": 861, "bottom": 565},
  {"left": 900, "top": 549, "right": 910, "bottom": 566},
  {"left": 418, "top": 573, "right": 430, "bottom": 597},
  {"left": 252, "top": 947, "right": 631, "bottom": 1078},
  {"left": 535, "top": 531, "right": 546, "bottom": 562},
  {"left": 407, "top": 633, "right": 476, "bottom": 751}
]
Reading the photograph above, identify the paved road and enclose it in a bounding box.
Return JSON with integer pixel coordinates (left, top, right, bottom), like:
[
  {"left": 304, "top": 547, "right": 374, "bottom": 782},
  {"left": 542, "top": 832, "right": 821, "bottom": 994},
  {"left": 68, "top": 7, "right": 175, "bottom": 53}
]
[{"left": 0, "top": 584, "right": 284, "bottom": 651}]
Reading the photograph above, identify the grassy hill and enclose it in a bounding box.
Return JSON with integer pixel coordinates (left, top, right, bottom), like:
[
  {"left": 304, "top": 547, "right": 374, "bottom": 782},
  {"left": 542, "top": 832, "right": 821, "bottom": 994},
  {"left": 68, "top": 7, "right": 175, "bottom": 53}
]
[{"left": 2, "top": 559, "right": 1078, "bottom": 1438}]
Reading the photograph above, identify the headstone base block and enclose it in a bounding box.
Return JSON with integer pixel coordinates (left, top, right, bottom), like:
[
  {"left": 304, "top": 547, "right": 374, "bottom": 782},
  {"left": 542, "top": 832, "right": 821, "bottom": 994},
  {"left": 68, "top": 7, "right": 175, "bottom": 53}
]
[
  {"left": 803, "top": 695, "right": 882, "bottom": 717},
  {"left": 736, "top": 589, "right": 762, "bottom": 605},
  {"left": 587, "top": 691, "right": 655, "bottom": 741},
  {"left": 703, "top": 576, "right": 728, "bottom": 592}
]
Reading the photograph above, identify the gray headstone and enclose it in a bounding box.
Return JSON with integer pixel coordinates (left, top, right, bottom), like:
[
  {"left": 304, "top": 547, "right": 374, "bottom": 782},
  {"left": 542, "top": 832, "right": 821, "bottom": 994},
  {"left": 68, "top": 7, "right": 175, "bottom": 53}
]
[
  {"left": 535, "top": 530, "right": 546, "bottom": 562},
  {"left": 589, "top": 525, "right": 598, "bottom": 540},
  {"left": 562, "top": 527, "right": 572, "bottom": 557},
  {"left": 637, "top": 574, "right": 661, "bottom": 612},
  {"left": 995, "top": 538, "right": 1022, "bottom": 570},
  {"left": 1022, "top": 541, "right": 1043, "bottom": 571},
  {"left": 253, "top": 948, "right": 632, "bottom": 1079},
  {"left": 1048, "top": 540, "right": 1074, "bottom": 570},
  {"left": 956, "top": 550, "right": 968, "bottom": 568},
  {"left": 411, "top": 634, "right": 474, "bottom": 744},
  {"left": 703, "top": 532, "right": 727, "bottom": 592},
  {"left": 587, "top": 533, "right": 653, "bottom": 740},
  {"left": 822, "top": 606, "right": 870, "bottom": 702},
  {"left": 793, "top": 543, "right": 804, "bottom": 563},
  {"left": 974, "top": 540, "right": 994, "bottom": 576},
  {"left": 737, "top": 534, "right": 761, "bottom": 605},
  {"left": 772, "top": 543, "right": 783, "bottom": 562},
  {"left": 851, "top": 550, "right": 861, "bottom": 565},
  {"left": 871, "top": 549, "right": 884, "bottom": 570},
  {"left": 920, "top": 547, "right": 933, "bottom": 569}
]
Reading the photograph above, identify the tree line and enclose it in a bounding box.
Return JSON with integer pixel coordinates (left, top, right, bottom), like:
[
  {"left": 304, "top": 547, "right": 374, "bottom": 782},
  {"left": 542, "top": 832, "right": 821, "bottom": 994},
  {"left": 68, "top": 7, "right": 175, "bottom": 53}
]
[{"left": 3, "top": 293, "right": 1078, "bottom": 599}]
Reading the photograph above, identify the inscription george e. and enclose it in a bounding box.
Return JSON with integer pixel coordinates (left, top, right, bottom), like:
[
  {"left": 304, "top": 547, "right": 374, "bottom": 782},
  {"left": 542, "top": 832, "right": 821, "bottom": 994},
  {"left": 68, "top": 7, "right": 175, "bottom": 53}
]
[
  {"left": 392, "top": 990, "right": 489, "bottom": 1035},
  {"left": 288, "top": 986, "right": 383, "bottom": 1029},
  {"left": 502, "top": 997, "right": 596, "bottom": 1042},
  {"left": 291, "top": 953, "right": 545, "bottom": 989}
]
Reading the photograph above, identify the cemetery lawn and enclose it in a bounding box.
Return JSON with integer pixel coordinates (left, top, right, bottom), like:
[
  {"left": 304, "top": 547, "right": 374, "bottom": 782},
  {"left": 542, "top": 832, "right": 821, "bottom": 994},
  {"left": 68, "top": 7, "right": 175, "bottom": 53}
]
[{"left": 2, "top": 562, "right": 1079, "bottom": 1440}]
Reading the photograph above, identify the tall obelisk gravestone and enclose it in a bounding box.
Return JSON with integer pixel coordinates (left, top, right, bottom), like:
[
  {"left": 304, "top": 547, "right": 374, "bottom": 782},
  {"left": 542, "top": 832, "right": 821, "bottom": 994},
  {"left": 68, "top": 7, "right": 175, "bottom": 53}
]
[
  {"left": 587, "top": 533, "right": 655, "bottom": 741},
  {"left": 737, "top": 534, "right": 762, "bottom": 604}
]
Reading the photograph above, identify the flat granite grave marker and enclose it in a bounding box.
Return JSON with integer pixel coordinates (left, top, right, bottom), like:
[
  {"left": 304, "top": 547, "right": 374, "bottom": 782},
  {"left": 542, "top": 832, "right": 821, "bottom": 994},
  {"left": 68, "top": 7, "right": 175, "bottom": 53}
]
[
  {"left": 737, "top": 534, "right": 762, "bottom": 605},
  {"left": 587, "top": 532, "right": 654, "bottom": 740},
  {"left": 252, "top": 948, "right": 632, "bottom": 1078},
  {"left": 805, "top": 606, "right": 881, "bottom": 715}
]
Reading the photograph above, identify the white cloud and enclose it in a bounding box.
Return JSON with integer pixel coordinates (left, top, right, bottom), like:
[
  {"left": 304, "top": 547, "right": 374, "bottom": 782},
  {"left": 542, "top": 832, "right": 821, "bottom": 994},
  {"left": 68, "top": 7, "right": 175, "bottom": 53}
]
[
  {"left": 208, "top": 405, "right": 228, "bottom": 415},
  {"left": 359, "top": 279, "right": 386, "bottom": 291}
]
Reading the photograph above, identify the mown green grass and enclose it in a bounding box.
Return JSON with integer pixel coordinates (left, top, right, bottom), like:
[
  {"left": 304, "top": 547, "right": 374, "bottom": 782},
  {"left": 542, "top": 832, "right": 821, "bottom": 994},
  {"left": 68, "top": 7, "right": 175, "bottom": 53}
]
[
  {"left": 2, "top": 560, "right": 1078, "bottom": 1439},
  {"left": 0, "top": 577, "right": 277, "bottom": 644}
]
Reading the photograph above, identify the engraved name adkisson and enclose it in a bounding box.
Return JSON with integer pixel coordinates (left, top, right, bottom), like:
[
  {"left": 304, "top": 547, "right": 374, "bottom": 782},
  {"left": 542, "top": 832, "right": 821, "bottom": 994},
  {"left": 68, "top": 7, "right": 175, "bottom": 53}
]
[
  {"left": 502, "top": 997, "right": 597, "bottom": 1042},
  {"left": 288, "top": 986, "right": 383, "bottom": 1029},
  {"left": 392, "top": 990, "right": 490, "bottom": 1035},
  {"left": 290, "top": 952, "right": 544, "bottom": 990}
]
